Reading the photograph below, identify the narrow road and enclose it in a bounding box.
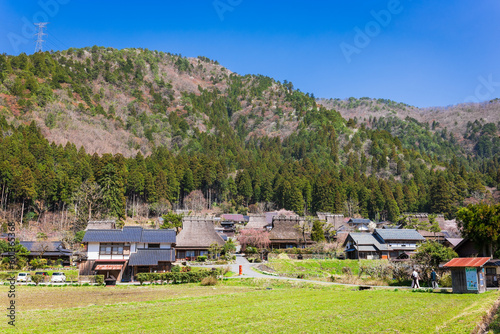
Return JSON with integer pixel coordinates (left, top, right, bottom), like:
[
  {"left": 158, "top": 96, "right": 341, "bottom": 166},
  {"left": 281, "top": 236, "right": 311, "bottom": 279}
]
[{"left": 229, "top": 254, "right": 269, "bottom": 278}]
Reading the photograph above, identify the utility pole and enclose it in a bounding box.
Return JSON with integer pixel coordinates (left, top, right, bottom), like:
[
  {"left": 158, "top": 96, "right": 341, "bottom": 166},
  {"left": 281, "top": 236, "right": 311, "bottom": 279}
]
[{"left": 34, "top": 22, "right": 49, "bottom": 53}]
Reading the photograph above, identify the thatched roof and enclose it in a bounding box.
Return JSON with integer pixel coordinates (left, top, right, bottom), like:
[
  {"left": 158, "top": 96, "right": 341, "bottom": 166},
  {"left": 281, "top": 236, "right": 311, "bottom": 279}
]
[
  {"left": 404, "top": 213, "right": 446, "bottom": 227},
  {"left": 86, "top": 220, "right": 116, "bottom": 230},
  {"left": 176, "top": 218, "right": 225, "bottom": 249},
  {"left": 245, "top": 215, "right": 269, "bottom": 229},
  {"left": 269, "top": 216, "right": 311, "bottom": 243},
  {"left": 318, "top": 212, "right": 349, "bottom": 231}
]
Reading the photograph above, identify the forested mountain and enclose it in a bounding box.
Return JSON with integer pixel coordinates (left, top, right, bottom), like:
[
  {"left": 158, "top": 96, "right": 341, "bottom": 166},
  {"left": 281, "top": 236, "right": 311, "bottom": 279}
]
[
  {"left": 0, "top": 47, "right": 498, "bottom": 234},
  {"left": 318, "top": 97, "right": 500, "bottom": 158}
]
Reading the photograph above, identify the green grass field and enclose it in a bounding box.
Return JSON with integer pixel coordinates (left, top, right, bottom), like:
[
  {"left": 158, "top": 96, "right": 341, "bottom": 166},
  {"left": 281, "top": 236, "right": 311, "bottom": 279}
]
[
  {"left": 0, "top": 279, "right": 498, "bottom": 333},
  {"left": 266, "top": 258, "right": 381, "bottom": 278}
]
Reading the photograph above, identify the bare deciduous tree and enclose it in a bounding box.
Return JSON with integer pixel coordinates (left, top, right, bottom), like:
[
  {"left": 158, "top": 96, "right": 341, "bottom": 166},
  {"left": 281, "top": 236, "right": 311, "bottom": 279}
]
[{"left": 183, "top": 190, "right": 206, "bottom": 212}]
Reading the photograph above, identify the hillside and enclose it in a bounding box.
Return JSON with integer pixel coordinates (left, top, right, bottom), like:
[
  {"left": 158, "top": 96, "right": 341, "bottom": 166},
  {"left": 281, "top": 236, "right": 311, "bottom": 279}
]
[
  {"left": 0, "top": 47, "right": 498, "bottom": 238},
  {"left": 318, "top": 97, "right": 500, "bottom": 156},
  {"left": 0, "top": 47, "right": 321, "bottom": 157}
]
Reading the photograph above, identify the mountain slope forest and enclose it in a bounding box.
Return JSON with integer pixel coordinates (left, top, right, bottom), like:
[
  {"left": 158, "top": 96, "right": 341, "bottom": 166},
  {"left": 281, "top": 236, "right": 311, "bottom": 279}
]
[{"left": 0, "top": 47, "right": 498, "bottom": 236}]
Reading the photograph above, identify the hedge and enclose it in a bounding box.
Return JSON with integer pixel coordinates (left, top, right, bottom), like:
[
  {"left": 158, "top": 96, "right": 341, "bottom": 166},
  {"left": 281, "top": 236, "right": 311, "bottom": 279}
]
[{"left": 136, "top": 268, "right": 222, "bottom": 285}]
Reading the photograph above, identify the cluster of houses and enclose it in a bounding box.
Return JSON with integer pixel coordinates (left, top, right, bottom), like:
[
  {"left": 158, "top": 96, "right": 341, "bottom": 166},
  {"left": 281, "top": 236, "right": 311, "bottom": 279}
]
[{"left": 5, "top": 211, "right": 499, "bottom": 288}]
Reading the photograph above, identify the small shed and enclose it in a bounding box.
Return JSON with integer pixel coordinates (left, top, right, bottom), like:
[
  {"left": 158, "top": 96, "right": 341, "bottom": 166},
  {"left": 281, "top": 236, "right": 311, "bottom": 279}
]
[
  {"left": 484, "top": 259, "right": 500, "bottom": 287},
  {"left": 443, "top": 257, "right": 490, "bottom": 294}
]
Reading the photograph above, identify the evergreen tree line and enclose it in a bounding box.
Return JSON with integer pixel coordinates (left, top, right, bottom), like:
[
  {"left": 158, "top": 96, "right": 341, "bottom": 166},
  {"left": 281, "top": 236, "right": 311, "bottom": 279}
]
[{"left": 0, "top": 117, "right": 498, "bottom": 232}]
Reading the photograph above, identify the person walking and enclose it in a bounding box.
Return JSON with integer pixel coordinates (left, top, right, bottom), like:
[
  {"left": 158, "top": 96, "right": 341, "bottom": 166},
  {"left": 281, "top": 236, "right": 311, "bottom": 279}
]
[
  {"left": 411, "top": 268, "right": 420, "bottom": 288},
  {"left": 431, "top": 269, "right": 438, "bottom": 289}
]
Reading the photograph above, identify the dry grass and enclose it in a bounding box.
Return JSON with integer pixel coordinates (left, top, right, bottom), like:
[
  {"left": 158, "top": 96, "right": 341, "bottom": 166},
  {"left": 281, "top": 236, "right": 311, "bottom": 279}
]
[{"left": 0, "top": 284, "right": 252, "bottom": 311}]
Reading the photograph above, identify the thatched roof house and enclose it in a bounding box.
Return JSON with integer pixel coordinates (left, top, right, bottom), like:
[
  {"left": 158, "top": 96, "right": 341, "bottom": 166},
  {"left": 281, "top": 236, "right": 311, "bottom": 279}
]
[
  {"left": 404, "top": 213, "right": 446, "bottom": 227},
  {"left": 317, "top": 212, "right": 348, "bottom": 232},
  {"left": 245, "top": 214, "right": 270, "bottom": 230},
  {"left": 176, "top": 217, "right": 225, "bottom": 260},
  {"left": 268, "top": 216, "right": 313, "bottom": 249},
  {"left": 86, "top": 220, "right": 116, "bottom": 230}
]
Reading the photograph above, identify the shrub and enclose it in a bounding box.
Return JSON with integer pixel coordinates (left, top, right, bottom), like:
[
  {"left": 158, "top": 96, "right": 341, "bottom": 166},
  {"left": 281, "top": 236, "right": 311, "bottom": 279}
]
[
  {"left": 342, "top": 267, "right": 352, "bottom": 275},
  {"left": 245, "top": 246, "right": 258, "bottom": 254},
  {"left": 439, "top": 273, "right": 452, "bottom": 287},
  {"left": 171, "top": 265, "right": 180, "bottom": 273},
  {"left": 66, "top": 273, "right": 78, "bottom": 283},
  {"left": 137, "top": 273, "right": 148, "bottom": 285},
  {"left": 200, "top": 276, "right": 217, "bottom": 286},
  {"left": 30, "top": 258, "right": 47, "bottom": 269},
  {"left": 95, "top": 275, "right": 104, "bottom": 286},
  {"left": 223, "top": 266, "right": 231, "bottom": 275},
  {"left": 31, "top": 274, "right": 44, "bottom": 286},
  {"left": 197, "top": 255, "right": 207, "bottom": 262},
  {"left": 0, "top": 272, "right": 18, "bottom": 281}
]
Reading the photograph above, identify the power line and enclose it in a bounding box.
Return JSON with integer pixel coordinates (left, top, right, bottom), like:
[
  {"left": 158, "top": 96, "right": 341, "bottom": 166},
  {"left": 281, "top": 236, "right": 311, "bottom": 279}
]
[{"left": 34, "top": 22, "right": 49, "bottom": 53}]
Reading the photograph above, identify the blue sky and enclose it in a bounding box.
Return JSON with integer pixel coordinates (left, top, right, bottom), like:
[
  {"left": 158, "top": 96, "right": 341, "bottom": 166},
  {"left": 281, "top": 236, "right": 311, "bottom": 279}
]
[{"left": 1, "top": 0, "right": 499, "bottom": 107}]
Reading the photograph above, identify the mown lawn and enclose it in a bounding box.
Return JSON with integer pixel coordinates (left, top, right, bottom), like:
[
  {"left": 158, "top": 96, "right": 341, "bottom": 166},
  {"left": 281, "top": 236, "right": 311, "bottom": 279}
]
[{"left": 0, "top": 279, "right": 497, "bottom": 333}]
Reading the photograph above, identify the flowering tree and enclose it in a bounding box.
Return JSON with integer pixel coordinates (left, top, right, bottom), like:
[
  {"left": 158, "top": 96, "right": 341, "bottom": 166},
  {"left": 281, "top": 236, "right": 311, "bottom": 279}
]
[{"left": 237, "top": 229, "right": 270, "bottom": 250}]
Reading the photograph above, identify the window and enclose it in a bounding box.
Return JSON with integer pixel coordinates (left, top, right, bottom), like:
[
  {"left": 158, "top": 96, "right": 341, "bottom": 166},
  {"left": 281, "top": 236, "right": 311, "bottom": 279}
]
[
  {"left": 186, "top": 250, "right": 195, "bottom": 257},
  {"left": 148, "top": 243, "right": 160, "bottom": 249},
  {"left": 486, "top": 268, "right": 496, "bottom": 275},
  {"left": 100, "top": 245, "right": 111, "bottom": 255},
  {"left": 99, "top": 244, "right": 124, "bottom": 255}
]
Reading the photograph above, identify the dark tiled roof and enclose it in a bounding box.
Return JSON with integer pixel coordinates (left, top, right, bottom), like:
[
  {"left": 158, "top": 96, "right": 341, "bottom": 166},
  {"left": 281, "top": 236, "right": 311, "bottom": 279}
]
[
  {"left": 11, "top": 242, "right": 72, "bottom": 257},
  {"left": 20, "top": 241, "right": 66, "bottom": 252},
  {"left": 141, "top": 229, "right": 176, "bottom": 243},
  {"left": 128, "top": 249, "right": 175, "bottom": 266},
  {"left": 374, "top": 228, "right": 425, "bottom": 241},
  {"left": 348, "top": 218, "right": 372, "bottom": 224},
  {"left": 357, "top": 245, "right": 377, "bottom": 252},
  {"left": 83, "top": 227, "right": 142, "bottom": 242},
  {"left": 82, "top": 227, "right": 176, "bottom": 244},
  {"left": 348, "top": 233, "right": 391, "bottom": 251}
]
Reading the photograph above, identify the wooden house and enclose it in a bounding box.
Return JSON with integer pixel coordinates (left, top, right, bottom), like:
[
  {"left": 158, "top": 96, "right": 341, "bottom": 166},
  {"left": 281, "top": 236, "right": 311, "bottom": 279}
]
[
  {"left": 16, "top": 241, "right": 72, "bottom": 265},
  {"left": 85, "top": 220, "right": 116, "bottom": 230},
  {"left": 443, "top": 257, "right": 489, "bottom": 293},
  {"left": 80, "top": 226, "right": 176, "bottom": 282},
  {"left": 343, "top": 232, "right": 391, "bottom": 259},
  {"left": 453, "top": 237, "right": 483, "bottom": 257},
  {"left": 374, "top": 229, "right": 425, "bottom": 258},
  {"left": 268, "top": 216, "right": 313, "bottom": 249},
  {"left": 417, "top": 230, "right": 447, "bottom": 243},
  {"left": 244, "top": 214, "right": 270, "bottom": 230},
  {"left": 404, "top": 213, "right": 446, "bottom": 228},
  {"left": 443, "top": 237, "right": 463, "bottom": 249},
  {"left": 347, "top": 218, "right": 373, "bottom": 231},
  {"left": 175, "top": 217, "right": 225, "bottom": 260}
]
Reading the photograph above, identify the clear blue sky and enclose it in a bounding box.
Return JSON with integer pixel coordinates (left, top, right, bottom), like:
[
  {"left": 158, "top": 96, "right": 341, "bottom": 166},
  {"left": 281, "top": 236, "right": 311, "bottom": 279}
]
[{"left": 1, "top": 0, "right": 499, "bottom": 107}]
